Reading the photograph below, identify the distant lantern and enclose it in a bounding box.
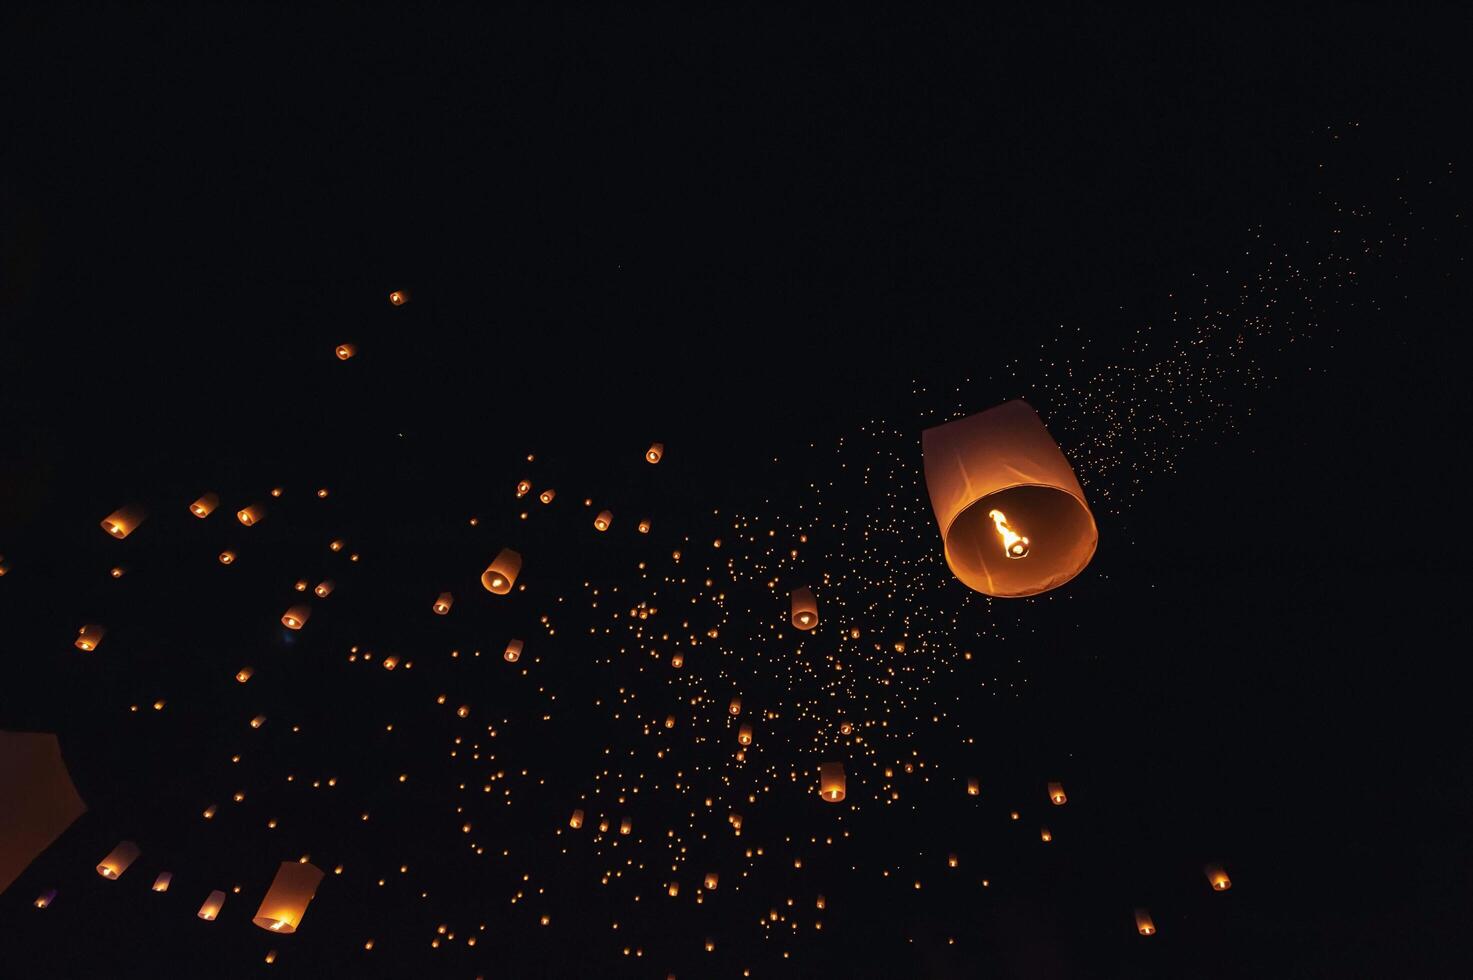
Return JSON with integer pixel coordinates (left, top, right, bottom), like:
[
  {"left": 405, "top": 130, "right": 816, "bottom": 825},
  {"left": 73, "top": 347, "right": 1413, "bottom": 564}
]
[
  {"left": 335, "top": 343, "right": 356, "bottom": 360},
  {"left": 198, "top": 890, "right": 227, "bottom": 921},
  {"left": 313, "top": 580, "right": 334, "bottom": 598},
  {"left": 236, "top": 667, "right": 253, "bottom": 683},
  {"left": 1135, "top": 909, "right": 1156, "bottom": 936},
  {"left": 569, "top": 809, "right": 584, "bottom": 829},
  {"left": 218, "top": 550, "right": 236, "bottom": 565},
  {"left": 503, "top": 639, "right": 523, "bottom": 663},
  {"left": 382, "top": 656, "right": 399, "bottom": 670},
  {"left": 922, "top": 400, "right": 1097, "bottom": 597},
  {"left": 667, "top": 881, "right": 680, "bottom": 897},
  {"left": 190, "top": 493, "right": 219, "bottom": 518},
  {"left": 664, "top": 714, "right": 676, "bottom": 729},
  {"left": 838, "top": 721, "right": 853, "bottom": 735},
  {"left": 967, "top": 778, "right": 980, "bottom": 796},
  {"left": 594, "top": 510, "right": 613, "bottom": 532},
  {"left": 294, "top": 579, "right": 309, "bottom": 592},
  {"left": 947, "top": 853, "right": 959, "bottom": 868},
  {"left": 237, "top": 504, "right": 265, "bottom": 526},
  {"left": 101, "top": 505, "right": 146, "bottom": 539},
  {"left": 737, "top": 724, "right": 753, "bottom": 746},
  {"left": 646, "top": 443, "right": 663, "bottom": 464},
  {"left": 328, "top": 539, "right": 344, "bottom": 552},
  {"left": 819, "top": 762, "right": 846, "bottom": 803},
  {"left": 704, "top": 873, "right": 718, "bottom": 890},
  {"left": 34, "top": 889, "right": 57, "bottom": 909},
  {"left": 481, "top": 548, "right": 522, "bottom": 594},
  {"left": 281, "top": 605, "right": 310, "bottom": 630},
  {"left": 152, "top": 871, "right": 173, "bottom": 892},
  {"left": 253, "top": 861, "right": 325, "bottom": 933},
  {"left": 619, "top": 817, "right": 632, "bottom": 836},
  {"left": 74, "top": 625, "right": 105, "bottom": 651},
  {"left": 0, "top": 732, "right": 87, "bottom": 897},
  {"left": 250, "top": 715, "right": 267, "bottom": 729},
  {"left": 433, "top": 592, "right": 453, "bottom": 615},
  {"left": 1204, "top": 864, "right": 1232, "bottom": 891},
  {"left": 539, "top": 489, "right": 555, "bottom": 504},
  {"left": 638, "top": 519, "right": 651, "bottom": 534},
  {"left": 1048, "top": 782, "right": 1067, "bottom": 805},
  {"left": 97, "top": 841, "right": 140, "bottom": 879},
  {"left": 790, "top": 587, "right": 818, "bottom": 630},
  {"left": 515, "top": 480, "right": 532, "bottom": 498},
  {"left": 388, "top": 289, "right": 410, "bottom": 306},
  {"left": 1040, "top": 827, "right": 1053, "bottom": 843},
  {"left": 670, "top": 653, "right": 684, "bottom": 669}
]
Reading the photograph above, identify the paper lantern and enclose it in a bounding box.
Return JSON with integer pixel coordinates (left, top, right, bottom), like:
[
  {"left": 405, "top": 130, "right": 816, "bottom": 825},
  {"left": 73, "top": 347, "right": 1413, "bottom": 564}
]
[
  {"left": 1204, "top": 864, "right": 1232, "bottom": 891},
  {"left": 198, "top": 889, "right": 227, "bottom": 920},
  {"left": 74, "top": 625, "right": 105, "bottom": 651},
  {"left": 569, "top": 809, "right": 584, "bottom": 829},
  {"left": 388, "top": 289, "right": 410, "bottom": 306},
  {"left": 250, "top": 715, "right": 267, "bottom": 729},
  {"left": 34, "top": 889, "right": 57, "bottom": 908},
  {"left": 97, "top": 840, "right": 140, "bottom": 879},
  {"left": 790, "top": 587, "right": 818, "bottom": 630},
  {"left": 967, "top": 778, "right": 980, "bottom": 796},
  {"left": 481, "top": 548, "right": 522, "bottom": 594},
  {"left": 1048, "top": 781, "right": 1067, "bottom": 805},
  {"left": 645, "top": 443, "right": 663, "bottom": 464},
  {"left": 152, "top": 871, "right": 172, "bottom": 892},
  {"left": 670, "top": 653, "right": 684, "bottom": 669},
  {"left": 433, "top": 592, "right": 453, "bottom": 615},
  {"left": 190, "top": 493, "right": 219, "bottom": 518},
  {"left": 0, "top": 732, "right": 87, "bottom": 895},
  {"left": 218, "top": 550, "right": 236, "bottom": 565},
  {"left": 539, "top": 489, "right": 555, "bottom": 504},
  {"left": 922, "top": 400, "right": 1097, "bottom": 597},
  {"left": 619, "top": 817, "right": 632, "bottom": 835},
  {"left": 594, "top": 510, "right": 613, "bottom": 532},
  {"left": 1134, "top": 909, "right": 1156, "bottom": 936},
  {"left": 737, "top": 724, "right": 753, "bottom": 746},
  {"left": 704, "top": 873, "right": 718, "bottom": 890},
  {"left": 664, "top": 714, "right": 676, "bottom": 729},
  {"left": 1040, "top": 827, "right": 1053, "bottom": 842},
  {"left": 253, "top": 861, "right": 325, "bottom": 933},
  {"left": 313, "top": 580, "right": 334, "bottom": 598},
  {"left": 503, "top": 639, "right": 523, "bottom": 663},
  {"left": 101, "top": 505, "right": 146, "bottom": 539},
  {"left": 728, "top": 697, "right": 742, "bottom": 716},
  {"left": 237, "top": 504, "right": 265, "bottom": 526},
  {"left": 667, "top": 881, "right": 679, "bottom": 897},
  {"left": 335, "top": 343, "right": 356, "bottom": 360},
  {"left": 819, "top": 762, "right": 846, "bottom": 803},
  {"left": 281, "top": 605, "right": 310, "bottom": 630},
  {"left": 638, "top": 519, "right": 651, "bottom": 534},
  {"left": 236, "top": 667, "right": 254, "bottom": 683}
]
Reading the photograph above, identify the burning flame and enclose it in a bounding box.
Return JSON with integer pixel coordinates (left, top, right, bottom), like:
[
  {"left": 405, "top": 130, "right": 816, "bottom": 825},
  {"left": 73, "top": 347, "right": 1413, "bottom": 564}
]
[{"left": 988, "top": 509, "right": 1029, "bottom": 559}]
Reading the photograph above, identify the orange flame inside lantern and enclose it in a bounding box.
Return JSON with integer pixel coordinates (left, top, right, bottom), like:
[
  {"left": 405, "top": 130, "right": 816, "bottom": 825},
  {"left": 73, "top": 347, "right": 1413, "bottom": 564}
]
[{"left": 989, "top": 509, "right": 1030, "bottom": 559}]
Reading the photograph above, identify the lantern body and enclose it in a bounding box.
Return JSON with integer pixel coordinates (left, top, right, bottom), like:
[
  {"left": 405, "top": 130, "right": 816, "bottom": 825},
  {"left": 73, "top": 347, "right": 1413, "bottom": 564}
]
[
  {"left": 281, "top": 605, "right": 310, "bottom": 630},
  {"left": 790, "top": 586, "right": 818, "bottom": 630},
  {"left": 967, "top": 777, "right": 980, "bottom": 796},
  {"left": 153, "top": 871, "right": 172, "bottom": 892},
  {"left": 388, "top": 289, "right": 410, "bottom": 306},
  {"left": 237, "top": 504, "right": 265, "bottom": 526},
  {"left": 74, "top": 625, "right": 105, "bottom": 651},
  {"left": 729, "top": 697, "right": 741, "bottom": 716},
  {"left": 922, "top": 400, "right": 1097, "bottom": 597},
  {"left": 335, "top": 343, "right": 356, "bottom": 360},
  {"left": 218, "top": 550, "right": 236, "bottom": 565},
  {"left": 619, "top": 817, "right": 632, "bottom": 835},
  {"left": 1048, "top": 781, "right": 1067, "bottom": 805},
  {"left": 1040, "top": 827, "right": 1052, "bottom": 842},
  {"left": 482, "top": 548, "right": 522, "bottom": 594},
  {"left": 1135, "top": 909, "right": 1156, "bottom": 935},
  {"left": 704, "top": 873, "right": 718, "bottom": 890},
  {"left": 646, "top": 443, "right": 663, "bottom": 464},
  {"left": 638, "top": 519, "right": 651, "bottom": 534},
  {"left": 539, "top": 489, "right": 555, "bottom": 504},
  {"left": 569, "top": 809, "right": 584, "bottom": 829},
  {"left": 1204, "top": 864, "right": 1232, "bottom": 891},
  {"left": 101, "top": 505, "right": 146, "bottom": 539},
  {"left": 34, "top": 888, "right": 57, "bottom": 908},
  {"left": 0, "top": 732, "right": 87, "bottom": 895},
  {"left": 199, "top": 889, "right": 227, "bottom": 920},
  {"left": 504, "top": 639, "right": 523, "bottom": 663},
  {"left": 433, "top": 592, "right": 453, "bottom": 615},
  {"left": 737, "top": 724, "right": 752, "bottom": 746},
  {"left": 236, "top": 667, "right": 253, "bottom": 683},
  {"left": 253, "top": 861, "right": 325, "bottom": 933},
  {"left": 313, "top": 580, "right": 334, "bottom": 598},
  {"left": 190, "top": 493, "right": 219, "bottom": 518},
  {"left": 819, "top": 762, "right": 846, "bottom": 803},
  {"left": 594, "top": 510, "right": 613, "bottom": 532},
  {"left": 97, "top": 840, "right": 140, "bottom": 879}
]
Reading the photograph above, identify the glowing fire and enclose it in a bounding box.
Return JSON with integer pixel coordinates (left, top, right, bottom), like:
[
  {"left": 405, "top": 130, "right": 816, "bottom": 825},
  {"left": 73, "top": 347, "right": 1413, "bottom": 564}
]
[{"left": 988, "top": 509, "right": 1029, "bottom": 559}]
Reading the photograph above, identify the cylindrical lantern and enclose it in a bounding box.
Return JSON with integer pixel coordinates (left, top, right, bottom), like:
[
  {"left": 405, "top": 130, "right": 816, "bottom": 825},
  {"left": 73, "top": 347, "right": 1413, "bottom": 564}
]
[
  {"left": 152, "top": 871, "right": 172, "bottom": 892},
  {"left": 237, "top": 504, "right": 265, "bottom": 526},
  {"left": 313, "top": 580, "right": 334, "bottom": 598},
  {"left": 74, "top": 625, "right": 105, "bottom": 651},
  {"left": 481, "top": 548, "right": 522, "bottom": 594},
  {"left": 646, "top": 443, "right": 663, "bottom": 464},
  {"left": 704, "top": 873, "right": 718, "bottom": 890},
  {"left": 101, "top": 505, "right": 147, "bottom": 539},
  {"left": 433, "top": 592, "right": 453, "bottom": 615},
  {"left": 190, "top": 493, "right": 219, "bottom": 518},
  {"left": 638, "top": 519, "right": 651, "bottom": 534},
  {"left": 236, "top": 667, "right": 253, "bottom": 683},
  {"left": 668, "top": 881, "right": 679, "bottom": 897},
  {"left": 1204, "top": 864, "right": 1232, "bottom": 891},
  {"left": 34, "top": 888, "right": 57, "bottom": 908},
  {"left": 1134, "top": 909, "right": 1156, "bottom": 936},
  {"left": 619, "top": 817, "right": 632, "bottom": 836},
  {"left": 819, "top": 762, "right": 846, "bottom": 803},
  {"left": 594, "top": 510, "right": 612, "bottom": 532},
  {"left": 790, "top": 587, "right": 818, "bottom": 630},
  {"left": 218, "top": 550, "right": 236, "bottom": 565},
  {"left": 503, "top": 639, "right": 523, "bottom": 663},
  {"left": 1048, "top": 781, "right": 1067, "bottom": 805},
  {"left": 250, "top": 715, "right": 267, "bottom": 729},
  {"left": 569, "top": 809, "right": 584, "bottom": 829},
  {"left": 967, "top": 777, "right": 980, "bottom": 796},
  {"left": 728, "top": 697, "right": 742, "bottom": 716},
  {"left": 922, "top": 400, "right": 1097, "bottom": 597},
  {"left": 670, "top": 653, "right": 684, "bottom": 669},
  {"left": 97, "top": 841, "right": 140, "bottom": 879},
  {"left": 198, "top": 889, "right": 227, "bottom": 920},
  {"left": 539, "top": 489, "right": 555, "bottom": 504},
  {"left": 1040, "top": 827, "right": 1053, "bottom": 842},
  {"left": 253, "top": 861, "right": 325, "bottom": 933},
  {"left": 281, "top": 605, "right": 310, "bottom": 630},
  {"left": 388, "top": 289, "right": 410, "bottom": 306},
  {"left": 335, "top": 343, "right": 356, "bottom": 360},
  {"left": 515, "top": 480, "right": 531, "bottom": 498},
  {"left": 737, "top": 724, "right": 753, "bottom": 746}
]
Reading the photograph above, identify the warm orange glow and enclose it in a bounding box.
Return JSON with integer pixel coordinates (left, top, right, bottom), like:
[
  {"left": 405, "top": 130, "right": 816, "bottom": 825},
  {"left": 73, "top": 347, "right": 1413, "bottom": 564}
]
[
  {"left": 152, "top": 872, "right": 172, "bottom": 892},
  {"left": 737, "top": 724, "right": 753, "bottom": 746},
  {"left": 34, "top": 889, "right": 56, "bottom": 909},
  {"left": 638, "top": 519, "right": 651, "bottom": 534},
  {"left": 335, "top": 343, "right": 357, "bottom": 360},
  {"left": 1048, "top": 781, "right": 1067, "bottom": 805},
  {"left": 198, "top": 890, "right": 226, "bottom": 920},
  {"left": 619, "top": 817, "right": 632, "bottom": 835},
  {"left": 313, "top": 580, "right": 334, "bottom": 598},
  {"left": 1135, "top": 909, "right": 1156, "bottom": 936},
  {"left": 237, "top": 504, "right": 265, "bottom": 526},
  {"left": 790, "top": 586, "right": 818, "bottom": 630},
  {"left": 236, "top": 667, "right": 253, "bottom": 683},
  {"left": 516, "top": 480, "right": 532, "bottom": 498},
  {"left": 729, "top": 697, "right": 742, "bottom": 716},
  {"left": 667, "top": 881, "right": 680, "bottom": 897},
  {"left": 967, "top": 777, "right": 980, "bottom": 796},
  {"left": 388, "top": 289, "right": 410, "bottom": 306},
  {"left": 101, "top": 505, "right": 146, "bottom": 539},
  {"left": 97, "top": 841, "right": 140, "bottom": 879},
  {"left": 670, "top": 653, "right": 684, "bottom": 668},
  {"left": 646, "top": 442, "right": 663, "bottom": 464},
  {"left": 704, "top": 873, "right": 718, "bottom": 890},
  {"left": 281, "top": 605, "right": 310, "bottom": 630},
  {"left": 594, "top": 510, "right": 613, "bottom": 532},
  {"left": 190, "top": 493, "right": 219, "bottom": 518},
  {"left": 539, "top": 489, "right": 555, "bottom": 504},
  {"left": 988, "top": 508, "right": 1030, "bottom": 559},
  {"left": 482, "top": 548, "right": 522, "bottom": 594},
  {"left": 433, "top": 592, "right": 453, "bottom": 615},
  {"left": 1204, "top": 864, "right": 1232, "bottom": 891},
  {"left": 250, "top": 715, "right": 267, "bottom": 729},
  {"left": 569, "top": 809, "right": 584, "bottom": 829},
  {"left": 218, "top": 550, "right": 236, "bottom": 565},
  {"left": 819, "top": 762, "right": 846, "bottom": 802},
  {"left": 1040, "top": 826, "right": 1053, "bottom": 842},
  {"left": 253, "top": 861, "right": 325, "bottom": 934},
  {"left": 74, "top": 625, "right": 105, "bottom": 652},
  {"left": 503, "top": 639, "right": 523, "bottom": 663}
]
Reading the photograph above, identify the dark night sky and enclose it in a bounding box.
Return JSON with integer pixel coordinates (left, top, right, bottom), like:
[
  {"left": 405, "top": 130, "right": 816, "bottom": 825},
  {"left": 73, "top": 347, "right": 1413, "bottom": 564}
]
[{"left": 2, "top": 6, "right": 1471, "bottom": 978}]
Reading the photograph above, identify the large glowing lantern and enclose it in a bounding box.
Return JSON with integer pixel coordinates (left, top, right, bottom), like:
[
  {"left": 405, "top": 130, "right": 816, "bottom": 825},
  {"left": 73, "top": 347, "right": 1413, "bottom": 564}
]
[
  {"left": 281, "top": 605, "right": 310, "bottom": 630},
  {"left": 190, "top": 493, "right": 219, "bottom": 518},
  {"left": 481, "top": 549, "right": 522, "bottom": 594},
  {"left": 0, "top": 732, "right": 87, "bottom": 895},
  {"left": 335, "top": 343, "right": 357, "bottom": 360},
  {"left": 253, "top": 860, "right": 325, "bottom": 933},
  {"left": 503, "top": 639, "right": 523, "bottom": 663},
  {"left": 97, "top": 841, "right": 140, "bottom": 879},
  {"left": 237, "top": 503, "right": 265, "bottom": 526},
  {"left": 819, "top": 762, "right": 846, "bottom": 803},
  {"left": 594, "top": 510, "right": 613, "bottom": 532},
  {"left": 101, "top": 505, "right": 146, "bottom": 539},
  {"left": 922, "top": 400, "right": 1097, "bottom": 597},
  {"left": 1135, "top": 909, "right": 1156, "bottom": 936},
  {"left": 1048, "top": 782, "right": 1067, "bottom": 805},
  {"left": 737, "top": 724, "right": 753, "bottom": 746},
  {"left": 569, "top": 809, "right": 584, "bottom": 829},
  {"left": 790, "top": 587, "right": 818, "bottom": 630}
]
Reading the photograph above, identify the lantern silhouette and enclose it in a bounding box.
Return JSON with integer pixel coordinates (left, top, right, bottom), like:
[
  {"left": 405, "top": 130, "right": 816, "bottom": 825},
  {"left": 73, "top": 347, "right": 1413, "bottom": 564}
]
[
  {"left": 516, "top": 480, "right": 532, "bottom": 498},
  {"left": 790, "top": 587, "right": 818, "bottom": 630},
  {"left": 819, "top": 762, "right": 846, "bottom": 803},
  {"left": 0, "top": 732, "right": 87, "bottom": 896},
  {"left": 253, "top": 860, "right": 325, "bottom": 933},
  {"left": 728, "top": 697, "right": 742, "bottom": 716},
  {"left": 236, "top": 667, "right": 253, "bottom": 683},
  {"left": 594, "top": 510, "right": 613, "bottom": 532},
  {"left": 670, "top": 653, "right": 684, "bottom": 669},
  {"left": 619, "top": 817, "right": 632, "bottom": 836},
  {"left": 668, "top": 881, "right": 679, "bottom": 897},
  {"left": 97, "top": 841, "right": 140, "bottom": 879},
  {"left": 638, "top": 519, "right": 651, "bottom": 534},
  {"left": 237, "top": 504, "right": 265, "bottom": 526},
  {"left": 190, "top": 493, "right": 219, "bottom": 518},
  {"left": 967, "top": 777, "right": 980, "bottom": 796},
  {"left": 922, "top": 400, "right": 1097, "bottom": 597},
  {"left": 539, "top": 489, "right": 555, "bottom": 504},
  {"left": 281, "top": 605, "right": 310, "bottom": 630},
  {"left": 335, "top": 343, "right": 356, "bottom": 360},
  {"left": 313, "top": 580, "right": 334, "bottom": 598},
  {"left": 1135, "top": 909, "right": 1156, "bottom": 936},
  {"left": 388, "top": 289, "right": 410, "bottom": 306},
  {"left": 737, "top": 724, "right": 753, "bottom": 746},
  {"left": 503, "top": 639, "right": 523, "bottom": 663},
  {"left": 34, "top": 889, "right": 57, "bottom": 908},
  {"left": 152, "top": 871, "right": 172, "bottom": 892},
  {"left": 1040, "top": 827, "right": 1053, "bottom": 842},
  {"left": 1204, "top": 864, "right": 1232, "bottom": 891},
  {"left": 569, "top": 809, "right": 584, "bottom": 829},
  {"left": 218, "top": 550, "right": 236, "bottom": 565},
  {"left": 482, "top": 549, "right": 521, "bottom": 594},
  {"left": 646, "top": 443, "right": 663, "bottom": 464},
  {"left": 199, "top": 889, "right": 227, "bottom": 920},
  {"left": 433, "top": 592, "right": 453, "bottom": 615},
  {"left": 74, "top": 625, "right": 105, "bottom": 651},
  {"left": 1048, "top": 782, "right": 1067, "bottom": 805},
  {"left": 704, "top": 873, "right": 718, "bottom": 890},
  {"left": 101, "top": 505, "right": 146, "bottom": 539}
]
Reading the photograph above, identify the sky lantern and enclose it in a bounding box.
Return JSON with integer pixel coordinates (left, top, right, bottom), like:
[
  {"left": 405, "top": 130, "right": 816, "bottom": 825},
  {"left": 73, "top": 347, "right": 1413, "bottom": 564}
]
[
  {"left": 482, "top": 548, "right": 521, "bottom": 594},
  {"left": 237, "top": 503, "right": 265, "bottom": 526},
  {"left": 619, "top": 817, "right": 632, "bottom": 835},
  {"left": 0, "top": 732, "right": 87, "bottom": 895},
  {"left": 250, "top": 715, "right": 267, "bottom": 729},
  {"left": 198, "top": 890, "right": 227, "bottom": 920},
  {"left": 281, "top": 605, "right": 310, "bottom": 630},
  {"left": 97, "top": 841, "right": 140, "bottom": 879},
  {"left": 1135, "top": 909, "right": 1156, "bottom": 936},
  {"left": 638, "top": 519, "right": 651, "bottom": 534},
  {"left": 218, "top": 550, "right": 236, "bottom": 565},
  {"left": 236, "top": 667, "right": 253, "bottom": 683},
  {"left": 594, "top": 510, "right": 613, "bottom": 532},
  {"left": 704, "top": 873, "right": 718, "bottom": 890},
  {"left": 190, "top": 493, "right": 219, "bottom": 518},
  {"left": 100, "top": 505, "right": 146, "bottom": 539},
  {"left": 388, "top": 289, "right": 410, "bottom": 306},
  {"left": 503, "top": 639, "right": 523, "bottom": 663},
  {"left": 569, "top": 809, "right": 584, "bottom": 829},
  {"left": 152, "top": 871, "right": 172, "bottom": 892},
  {"left": 1204, "top": 864, "right": 1232, "bottom": 891},
  {"left": 433, "top": 592, "right": 453, "bottom": 615},
  {"left": 967, "top": 777, "right": 980, "bottom": 796},
  {"left": 819, "top": 762, "right": 846, "bottom": 803},
  {"left": 646, "top": 443, "right": 663, "bottom": 464},
  {"left": 1040, "top": 827, "right": 1053, "bottom": 842},
  {"left": 253, "top": 860, "right": 325, "bottom": 933},
  {"left": 34, "top": 889, "right": 57, "bottom": 909},
  {"left": 737, "top": 724, "right": 753, "bottom": 746},
  {"left": 790, "top": 586, "right": 818, "bottom": 630},
  {"left": 539, "top": 489, "right": 555, "bottom": 504},
  {"left": 74, "top": 625, "right": 105, "bottom": 651},
  {"left": 335, "top": 343, "right": 356, "bottom": 360},
  {"left": 1048, "top": 781, "right": 1067, "bottom": 805},
  {"left": 516, "top": 480, "right": 532, "bottom": 497},
  {"left": 728, "top": 697, "right": 742, "bottom": 716},
  {"left": 922, "top": 400, "right": 1097, "bottom": 597},
  {"left": 313, "top": 580, "right": 334, "bottom": 598},
  {"left": 670, "top": 653, "right": 684, "bottom": 668}
]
